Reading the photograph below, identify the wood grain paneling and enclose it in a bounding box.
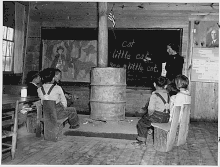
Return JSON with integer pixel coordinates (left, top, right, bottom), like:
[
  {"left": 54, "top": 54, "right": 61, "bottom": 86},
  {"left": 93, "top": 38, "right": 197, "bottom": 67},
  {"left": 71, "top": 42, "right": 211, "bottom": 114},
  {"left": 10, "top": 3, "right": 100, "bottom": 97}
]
[
  {"left": 27, "top": 19, "right": 41, "bottom": 37},
  {"left": 14, "top": 2, "right": 25, "bottom": 73},
  {"left": 191, "top": 82, "right": 218, "bottom": 121},
  {"left": 26, "top": 38, "right": 41, "bottom": 52},
  {"left": 42, "top": 20, "right": 98, "bottom": 28},
  {"left": 109, "top": 3, "right": 218, "bottom": 12}
]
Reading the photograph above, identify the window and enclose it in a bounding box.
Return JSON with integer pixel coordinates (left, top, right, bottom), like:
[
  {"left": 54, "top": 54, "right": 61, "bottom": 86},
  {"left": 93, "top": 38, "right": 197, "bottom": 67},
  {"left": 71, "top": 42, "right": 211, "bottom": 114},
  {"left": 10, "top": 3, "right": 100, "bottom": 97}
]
[{"left": 2, "top": 26, "right": 14, "bottom": 71}]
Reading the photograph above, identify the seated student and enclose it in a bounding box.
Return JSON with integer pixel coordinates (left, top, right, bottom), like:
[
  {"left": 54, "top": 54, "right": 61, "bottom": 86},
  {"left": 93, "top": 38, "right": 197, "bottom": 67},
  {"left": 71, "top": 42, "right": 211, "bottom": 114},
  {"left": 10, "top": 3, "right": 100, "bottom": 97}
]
[
  {"left": 169, "top": 74, "right": 191, "bottom": 122},
  {"left": 132, "top": 76, "right": 170, "bottom": 146},
  {"left": 166, "top": 80, "right": 179, "bottom": 96},
  {"left": 18, "top": 71, "right": 41, "bottom": 127},
  {"left": 53, "top": 68, "right": 78, "bottom": 107},
  {"left": 37, "top": 68, "right": 80, "bottom": 129},
  {"left": 26, "top": 71, "right": 41, "bottom": 96}
]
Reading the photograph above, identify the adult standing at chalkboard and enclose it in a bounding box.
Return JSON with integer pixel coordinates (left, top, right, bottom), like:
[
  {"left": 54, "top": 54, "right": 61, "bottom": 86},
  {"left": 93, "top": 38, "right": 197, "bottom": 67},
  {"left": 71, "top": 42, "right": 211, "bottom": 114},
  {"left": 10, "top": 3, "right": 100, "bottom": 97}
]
[{"left": 165, "top": 43, "right": 184, "bottom": 83}]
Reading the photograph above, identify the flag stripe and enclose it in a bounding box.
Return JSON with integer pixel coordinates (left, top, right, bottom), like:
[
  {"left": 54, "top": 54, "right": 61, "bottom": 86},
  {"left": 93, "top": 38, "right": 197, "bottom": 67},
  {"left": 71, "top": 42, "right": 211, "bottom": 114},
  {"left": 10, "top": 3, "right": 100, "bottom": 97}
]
[{"left": 108, "top": 12, "right": 115, "bottom": 27}]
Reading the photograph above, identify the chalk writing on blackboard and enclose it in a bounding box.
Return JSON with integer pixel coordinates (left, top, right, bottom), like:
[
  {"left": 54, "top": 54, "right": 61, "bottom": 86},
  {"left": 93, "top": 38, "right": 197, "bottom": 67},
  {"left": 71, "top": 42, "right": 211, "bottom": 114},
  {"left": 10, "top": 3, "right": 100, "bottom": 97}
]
[
  {"left": 108, "top": 28, "right": 182, "bottom": 87},
  {"left": 109, "top": 39, "right": 159, "bottom": 74}
]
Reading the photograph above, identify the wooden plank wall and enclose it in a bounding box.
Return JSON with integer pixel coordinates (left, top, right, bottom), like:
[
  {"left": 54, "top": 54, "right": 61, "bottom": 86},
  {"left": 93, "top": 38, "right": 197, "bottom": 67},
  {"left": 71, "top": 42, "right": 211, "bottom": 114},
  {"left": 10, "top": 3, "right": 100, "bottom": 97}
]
[
  {"left": 23, "top": 17, "right": 42, "bottom": 83},
  {"left": 23, "top": 2, "right": 218, "bottom": 121},
  {"left": 190, "top": 82, "right": 218, "bottom": 121},
  {"left": 188, "top": 16, "right": 219, "bottom": 122}
]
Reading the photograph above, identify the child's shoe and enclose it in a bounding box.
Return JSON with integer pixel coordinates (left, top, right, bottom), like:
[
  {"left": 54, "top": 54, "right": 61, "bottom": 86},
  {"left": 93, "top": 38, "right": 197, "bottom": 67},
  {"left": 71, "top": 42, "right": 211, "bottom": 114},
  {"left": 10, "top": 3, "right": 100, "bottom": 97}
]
[
  {"left": 131, "top": 140, "right": 146, "bottom": 146},
  {"left": 69, "top": 124, "right": 80, "bottom": 129}
]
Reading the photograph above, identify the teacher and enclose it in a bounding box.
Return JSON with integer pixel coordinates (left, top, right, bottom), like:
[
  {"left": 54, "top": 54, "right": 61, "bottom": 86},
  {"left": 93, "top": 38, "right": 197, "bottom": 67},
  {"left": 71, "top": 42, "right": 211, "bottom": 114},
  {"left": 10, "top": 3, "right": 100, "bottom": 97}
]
[{"left": 165, "top": 43, "right": 184, "bottom": 83}]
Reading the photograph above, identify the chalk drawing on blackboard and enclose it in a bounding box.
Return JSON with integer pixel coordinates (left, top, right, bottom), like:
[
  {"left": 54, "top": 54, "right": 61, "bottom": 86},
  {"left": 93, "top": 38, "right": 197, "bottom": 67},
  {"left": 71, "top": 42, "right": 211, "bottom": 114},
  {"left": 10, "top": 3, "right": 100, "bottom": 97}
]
[{"left": 42, "top": 40, "right": 97, "bottom": 82}]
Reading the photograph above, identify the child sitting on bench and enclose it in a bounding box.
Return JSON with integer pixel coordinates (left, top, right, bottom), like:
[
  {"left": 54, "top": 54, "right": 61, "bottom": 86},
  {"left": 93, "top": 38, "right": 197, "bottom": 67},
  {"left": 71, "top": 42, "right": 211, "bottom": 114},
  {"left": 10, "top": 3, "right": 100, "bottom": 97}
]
[
  {"left": 132, "top": 76, "right": 170, "bottom": 146},
  {"left": 26, "top": 71, "right": 41, "bottom": 97},
  {"left": 37, "top": 68, "right": 80, "bottom": 129},
  {"left": 169, "top": 74, "right": 191, "bottom": 122},
  {"left": 53, "top": 68, "right": 78, "bottom": 107}
]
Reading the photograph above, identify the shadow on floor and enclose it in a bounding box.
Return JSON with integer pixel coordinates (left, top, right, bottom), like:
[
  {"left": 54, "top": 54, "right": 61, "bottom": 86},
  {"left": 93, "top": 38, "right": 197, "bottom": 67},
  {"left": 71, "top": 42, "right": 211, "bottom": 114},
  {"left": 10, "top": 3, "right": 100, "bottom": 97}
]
[{"left": 64, "top": 131, "right": 137, "bottom": 140}]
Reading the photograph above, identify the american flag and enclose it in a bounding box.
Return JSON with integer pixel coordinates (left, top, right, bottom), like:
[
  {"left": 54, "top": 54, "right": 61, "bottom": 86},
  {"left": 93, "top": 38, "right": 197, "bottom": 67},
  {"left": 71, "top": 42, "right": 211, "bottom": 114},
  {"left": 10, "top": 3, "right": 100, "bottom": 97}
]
[{"left": 108, "top": 12, "right": 115, "bottom": 28}]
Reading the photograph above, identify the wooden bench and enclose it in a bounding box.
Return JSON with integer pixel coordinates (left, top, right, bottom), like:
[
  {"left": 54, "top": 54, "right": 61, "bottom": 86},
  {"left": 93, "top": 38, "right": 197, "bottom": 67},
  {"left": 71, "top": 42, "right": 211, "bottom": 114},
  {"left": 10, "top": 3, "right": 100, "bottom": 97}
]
[
  {"left": 35, "top": 100, "right": 68, "bottom": 141},
  {"left": 26, "top": 112, "right": 37, "bottom": 133},
  {"left": 151, "top": 106, "right": 181, "bottom": 152},
  {"left": 35, "top": 100, "right": 43, "bottom": 137},
  {"left": 176, "top": 104, "right": 191, "bottom": 146},
  {"left": 2, "top": 100, "right": 19, "bottom": 160}
]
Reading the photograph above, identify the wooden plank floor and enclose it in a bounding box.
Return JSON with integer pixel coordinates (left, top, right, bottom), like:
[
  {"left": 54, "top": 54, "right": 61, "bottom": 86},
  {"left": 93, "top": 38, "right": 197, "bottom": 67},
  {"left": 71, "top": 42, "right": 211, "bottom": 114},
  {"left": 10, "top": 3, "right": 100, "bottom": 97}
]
[{"left": 2, "top": 121, "right": 218, "bottom": 165}]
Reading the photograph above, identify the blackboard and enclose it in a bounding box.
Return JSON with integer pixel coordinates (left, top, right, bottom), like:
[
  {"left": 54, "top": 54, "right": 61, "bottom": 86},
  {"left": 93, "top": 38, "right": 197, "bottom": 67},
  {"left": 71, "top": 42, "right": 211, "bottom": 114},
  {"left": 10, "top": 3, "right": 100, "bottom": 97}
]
[
  {"left": 41, "top": 27, "right": 182, "bottom": 87},
  {"left": 108, "top": 28, "right": 182, "bottom": 87}
]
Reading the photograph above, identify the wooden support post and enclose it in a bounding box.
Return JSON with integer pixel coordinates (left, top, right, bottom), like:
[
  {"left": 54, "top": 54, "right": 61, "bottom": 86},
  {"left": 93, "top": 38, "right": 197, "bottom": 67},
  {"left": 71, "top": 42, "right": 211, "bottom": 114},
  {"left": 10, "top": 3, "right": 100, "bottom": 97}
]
[{"left": 98, "top": 2, "right": 108, "bottom": 67}]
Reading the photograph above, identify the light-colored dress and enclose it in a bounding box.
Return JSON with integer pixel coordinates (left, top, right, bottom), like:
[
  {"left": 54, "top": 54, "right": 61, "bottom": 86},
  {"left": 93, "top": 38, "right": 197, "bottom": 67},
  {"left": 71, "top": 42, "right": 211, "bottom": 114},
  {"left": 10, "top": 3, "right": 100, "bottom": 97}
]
[{"left": 169, "top": 89, "right": 191, "bottom": 122}]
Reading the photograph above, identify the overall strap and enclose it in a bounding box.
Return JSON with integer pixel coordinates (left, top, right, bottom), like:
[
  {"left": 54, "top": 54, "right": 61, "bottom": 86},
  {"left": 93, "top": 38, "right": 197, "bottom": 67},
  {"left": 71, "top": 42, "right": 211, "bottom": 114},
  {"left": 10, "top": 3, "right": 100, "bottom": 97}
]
[
  {"left": 47, "top": 84, "right": 56, "bottom": 95},
  {"left": 154, "top": 92, "right": 170, "bottom": 113},
  {"left": 41, "top": 86, "right": 46, "bottom": 95},
  {"left": 40, "top": 84, "right": 55, "bottom": 96},
  {"left": 154, "top": 92, "right": 167, "bottom": 104}
]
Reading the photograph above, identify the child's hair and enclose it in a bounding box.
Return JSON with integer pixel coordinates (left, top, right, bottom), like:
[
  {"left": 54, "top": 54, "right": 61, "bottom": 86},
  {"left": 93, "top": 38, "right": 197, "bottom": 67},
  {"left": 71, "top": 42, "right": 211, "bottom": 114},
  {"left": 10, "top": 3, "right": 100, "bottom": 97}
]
[
  {"left": 26, "top": 71, "right": 39, "bottom": 84},
  {"left": 166, "top": 81, "right": 179, "bottom": 96},
  {"left": 175, "top": 74, "right": 189, "bottom": 89},
  {"left": 41, "top": 68, "right": 55, "bottom": 84},
  {"left": 154, "top": 76, "right": 168, "bottom": 88}
]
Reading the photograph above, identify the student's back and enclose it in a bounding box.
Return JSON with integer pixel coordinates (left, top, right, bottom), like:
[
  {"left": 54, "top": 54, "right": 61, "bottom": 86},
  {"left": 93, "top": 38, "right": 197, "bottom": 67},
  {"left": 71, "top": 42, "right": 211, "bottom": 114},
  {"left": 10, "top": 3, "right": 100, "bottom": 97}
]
[
  {"left": 132, "top": 76, "right": 170, "bottom": 146},
  {"left": 37, "top": 83, "right": 67, "bottom": 107},
  {"left": 169, "top": 74, "right": 191, "bottom": 122},
  {"left": 148, "top": 90, "right": 169, "bottom": 113},
  {"left": 38, "top": 67, "right": 79, "bottom": 129}
]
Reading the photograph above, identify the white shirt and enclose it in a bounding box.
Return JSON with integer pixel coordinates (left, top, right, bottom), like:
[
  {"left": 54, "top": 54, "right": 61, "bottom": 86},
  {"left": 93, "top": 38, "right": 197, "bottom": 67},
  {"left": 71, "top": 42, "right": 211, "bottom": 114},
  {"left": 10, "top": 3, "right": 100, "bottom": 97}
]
[
  {"left": 37, "top": 84, "right": 67, "bottom": 107},
  {"left": 169, "top": 89, "right": 191, "bottom": 122}
]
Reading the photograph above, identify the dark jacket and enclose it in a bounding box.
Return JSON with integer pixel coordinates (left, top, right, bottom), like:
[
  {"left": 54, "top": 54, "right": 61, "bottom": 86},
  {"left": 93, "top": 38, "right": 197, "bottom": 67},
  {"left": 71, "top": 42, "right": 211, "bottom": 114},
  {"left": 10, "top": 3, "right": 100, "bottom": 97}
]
[
  {"left": 165, "top": 54, "right": 184, "bottom": 81},
  {"left": 207, "top": 39, "right": 219, "bottom": 48},
  {"left": 27, "top": 82, "right": 39, "bottom": 97}
]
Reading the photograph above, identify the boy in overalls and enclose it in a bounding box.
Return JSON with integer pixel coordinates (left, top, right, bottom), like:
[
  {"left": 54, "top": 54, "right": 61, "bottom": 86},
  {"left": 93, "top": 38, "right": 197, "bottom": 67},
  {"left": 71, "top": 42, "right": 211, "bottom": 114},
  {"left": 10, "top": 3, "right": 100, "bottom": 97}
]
[
  {"left": 132, "top": 76, "right": 170, "bottom": 146},
  {"left": 37, "top": 68, "right": 80, "bottom": 131}
]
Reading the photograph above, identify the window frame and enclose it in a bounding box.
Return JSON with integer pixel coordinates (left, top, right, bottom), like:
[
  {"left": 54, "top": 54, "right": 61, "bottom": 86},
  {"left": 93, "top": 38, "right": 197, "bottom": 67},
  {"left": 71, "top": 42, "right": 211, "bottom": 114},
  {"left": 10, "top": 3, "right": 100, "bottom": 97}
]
[{"left": 2, "top": 25, "right": 15, "bottom": 73}]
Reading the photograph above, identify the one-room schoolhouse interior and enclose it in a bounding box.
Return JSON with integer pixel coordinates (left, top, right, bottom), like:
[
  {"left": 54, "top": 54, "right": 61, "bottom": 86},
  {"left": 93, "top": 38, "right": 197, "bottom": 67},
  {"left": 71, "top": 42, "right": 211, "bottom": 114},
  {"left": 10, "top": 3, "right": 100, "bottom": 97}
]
[{"left": 1, "top": 1, "right": 219, "bottom": 165}]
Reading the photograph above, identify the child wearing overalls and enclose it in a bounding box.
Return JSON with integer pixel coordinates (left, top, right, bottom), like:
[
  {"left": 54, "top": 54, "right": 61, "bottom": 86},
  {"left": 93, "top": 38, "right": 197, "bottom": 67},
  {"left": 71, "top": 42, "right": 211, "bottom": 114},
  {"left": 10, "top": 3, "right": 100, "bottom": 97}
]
[
  {"left": 37, "top": 68, "right": 79, "bottom": 129},
  {"left": 133, "top": 76, "right": 170, "bottom": 146}
]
